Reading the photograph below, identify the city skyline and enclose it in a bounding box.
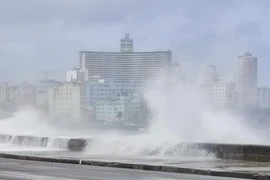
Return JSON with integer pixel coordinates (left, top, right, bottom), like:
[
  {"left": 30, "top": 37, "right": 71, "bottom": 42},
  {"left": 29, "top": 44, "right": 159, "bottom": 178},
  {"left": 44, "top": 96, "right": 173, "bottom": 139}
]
[
  {"left": 0, "top": 0, "right": 270, "bottom": 86},
  {"left": 0, "top": 32, "right": 267, "bottom": 88}
]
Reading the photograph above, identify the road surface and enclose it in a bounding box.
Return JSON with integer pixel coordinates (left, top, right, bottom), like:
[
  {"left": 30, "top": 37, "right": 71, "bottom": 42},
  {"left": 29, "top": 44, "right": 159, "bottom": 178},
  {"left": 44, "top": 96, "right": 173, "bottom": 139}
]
[{"left": 0, "top": 158, "right": 245, "bottom": 180}]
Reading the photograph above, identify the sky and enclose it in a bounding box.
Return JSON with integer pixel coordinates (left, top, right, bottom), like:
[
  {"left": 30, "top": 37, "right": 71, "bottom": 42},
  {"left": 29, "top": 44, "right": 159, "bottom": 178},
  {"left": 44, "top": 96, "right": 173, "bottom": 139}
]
[{"left": 0, "top": 0, "right": 270, "bottom": 86}]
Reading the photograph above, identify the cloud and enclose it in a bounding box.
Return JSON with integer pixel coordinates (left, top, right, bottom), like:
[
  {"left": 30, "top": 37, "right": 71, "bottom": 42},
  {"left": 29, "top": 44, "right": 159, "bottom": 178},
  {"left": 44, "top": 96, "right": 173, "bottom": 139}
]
[{"left": 0, "top": 0, "right": 269, "bottom": 86}]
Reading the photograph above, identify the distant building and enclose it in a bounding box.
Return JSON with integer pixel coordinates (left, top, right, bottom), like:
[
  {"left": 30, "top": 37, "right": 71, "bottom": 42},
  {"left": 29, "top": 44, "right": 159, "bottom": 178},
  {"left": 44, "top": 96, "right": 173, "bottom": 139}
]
[
  {"left": 201, "top": 64, "right": 220, "bottom": 84},
  {"left": 200, "top": 65, "right": 237, "bottom": 110},
  {"left": 257, "top": 87, "right": 270, "bottom": 109},
  {"left": 84, "top": 80, "right": 142, "bottom": 108},
  {"left": 171, "top": 63, "right": 185, "bottom": 82},
  {"left": 35, "top": 80, "right": 62, "bottom": 110},
  {"left": 9, "top": 83, "right": 35, "bottom": 105},
  {"left": 0, "top": 82, "right": 9, "bottom": 102},
  {"left": 66, "top": 68, "right": 89, "bottom": 82},
  {"left": 79, "top": 33, "right": 172, "bottom": 83},
  {"left": 95, "top": 93, "right": 139, "bottom": 123},
  {"left": 82, "top": 79, "right": 144, "bottom": 123},
  {"left": 66, "top": 70, "right": 77, "bottom": 82},
  {"left": 48, "top": 82, "right": 84, "bottom": 121},
  {"left": 201, "top": 82, "right": 237, "bottom": 110},
  {"left": 238, "top": 52, "right": 258, "bottom": 109}
]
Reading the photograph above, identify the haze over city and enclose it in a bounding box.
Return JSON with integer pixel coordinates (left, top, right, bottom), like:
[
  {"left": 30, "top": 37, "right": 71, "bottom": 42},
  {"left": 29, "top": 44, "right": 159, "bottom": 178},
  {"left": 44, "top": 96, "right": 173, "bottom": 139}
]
[{"left": 0, "top": 0, "right": 270, "bottom": 86}]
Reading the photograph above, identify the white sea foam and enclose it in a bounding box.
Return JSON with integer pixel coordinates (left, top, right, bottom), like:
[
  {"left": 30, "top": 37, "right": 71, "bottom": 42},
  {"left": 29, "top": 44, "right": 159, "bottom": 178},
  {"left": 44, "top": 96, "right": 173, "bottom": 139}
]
[{"left": 0, "top": 76, "right": 268, "bottom": 156}]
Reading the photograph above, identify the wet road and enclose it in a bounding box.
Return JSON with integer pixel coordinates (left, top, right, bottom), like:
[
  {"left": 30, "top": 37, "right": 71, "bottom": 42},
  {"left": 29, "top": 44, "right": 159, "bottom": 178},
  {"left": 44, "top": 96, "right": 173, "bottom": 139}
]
[
  {"left": 4, "top": 150, "right": 270, "bottom": 174},
  {"left": 0, "top": 158, "right": 245, "bottom": 180}
]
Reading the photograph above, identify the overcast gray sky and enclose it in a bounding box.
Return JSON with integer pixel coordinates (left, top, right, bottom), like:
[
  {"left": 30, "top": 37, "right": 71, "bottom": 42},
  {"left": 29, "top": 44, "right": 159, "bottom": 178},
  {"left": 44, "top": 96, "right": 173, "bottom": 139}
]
[{"left": 0, "top": 0, "right": 270, "bottom": 86}]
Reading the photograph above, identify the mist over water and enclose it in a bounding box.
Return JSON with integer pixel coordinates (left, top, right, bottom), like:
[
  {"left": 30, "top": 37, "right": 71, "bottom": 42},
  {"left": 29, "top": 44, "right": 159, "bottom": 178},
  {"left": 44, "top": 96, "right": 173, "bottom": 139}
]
[
  {"left": 0, "top": 108, "right": 90, "bottom": 137},
  {"left": 145, "top": 76, "right": 268, "bottom": 145},
  {"left": 0, "top": 75, "right": 268, "bottom": 157}
]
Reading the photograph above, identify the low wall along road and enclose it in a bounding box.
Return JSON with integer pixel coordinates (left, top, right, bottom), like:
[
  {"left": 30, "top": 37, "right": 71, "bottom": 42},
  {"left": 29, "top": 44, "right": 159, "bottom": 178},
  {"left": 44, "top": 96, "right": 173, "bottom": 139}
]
[
  {"left": 2, "top": 134, "right": 270, "bottom": 179},
  {"left": 0, "top": 133, "right": 89, "bottom": 150},
  {"left": 1, "top": 133, "right": 270, "bottom": 161},
  {"left": 195, "top": 143, "right": 270, "bottom": 162}
]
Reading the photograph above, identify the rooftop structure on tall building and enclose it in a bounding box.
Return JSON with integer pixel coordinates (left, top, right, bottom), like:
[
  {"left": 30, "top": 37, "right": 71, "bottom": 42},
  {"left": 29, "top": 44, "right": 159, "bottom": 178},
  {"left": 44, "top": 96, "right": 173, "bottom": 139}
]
[
  {"left": 79, "top": 34, "right": 172, "bottom": 83},
  {"left": 120, "top": 33, "right": 133, "bottom": 52},
  {"left": 238, "top": 52, "right": 258, "bottom": 109}
]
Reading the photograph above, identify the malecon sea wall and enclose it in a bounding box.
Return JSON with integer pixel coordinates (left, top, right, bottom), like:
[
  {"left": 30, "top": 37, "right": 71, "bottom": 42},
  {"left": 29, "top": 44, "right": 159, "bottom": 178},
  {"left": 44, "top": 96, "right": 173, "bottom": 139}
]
[
  {"left": 194, "top": 143, "right": 270, "bottom": 162},
  {"left": 0, "top": 133, "right": 89, "bottom": 151},
  {"left": 1, "top": 133, "right": 270, "bottom": 161}
]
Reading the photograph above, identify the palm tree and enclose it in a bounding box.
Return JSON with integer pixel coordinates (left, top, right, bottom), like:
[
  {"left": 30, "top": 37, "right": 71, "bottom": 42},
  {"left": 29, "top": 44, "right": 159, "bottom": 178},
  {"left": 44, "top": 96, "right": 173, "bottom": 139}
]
[{"left": 116, "top": 111, "right": 124, "bottom": 121}]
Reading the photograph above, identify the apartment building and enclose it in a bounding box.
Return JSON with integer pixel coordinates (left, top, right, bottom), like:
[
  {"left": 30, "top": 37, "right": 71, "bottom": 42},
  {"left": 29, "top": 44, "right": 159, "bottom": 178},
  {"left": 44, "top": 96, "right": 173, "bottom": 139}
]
[
  {"left": 84, "top": 80, "right": 142, "bottom": 108},
  {"left": 79, "top": 34, "right": 172, "bottom": 83},
  {"left": 201, "top": 82, "right": 237, "bottom": 109},
  {"left": 95, "top": 93, "right": 139, "bottom": 123},
  {"left": 48, "top": 82, "right": 83, "bottom": 121},
  {"left": 257, "top": 87, "right": 270, "bottom": 109},
  {"left": 9, "top": 83, "right": 35, "bottom": 105},
  {"left": 0, "top": 82, "right": 9, "bottom": 102}
]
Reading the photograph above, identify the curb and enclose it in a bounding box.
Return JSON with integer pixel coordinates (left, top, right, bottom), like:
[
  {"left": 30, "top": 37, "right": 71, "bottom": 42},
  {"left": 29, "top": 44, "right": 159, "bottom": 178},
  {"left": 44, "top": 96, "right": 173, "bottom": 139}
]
[
  {"left": 80, "top": 160, "right": 262, "bottom": 179},
  {"left": 0, "top": 153, "right": 268, "bottom": 180},
  {"left": 0, "top": 153, "right": 79, "bottom": 164}
]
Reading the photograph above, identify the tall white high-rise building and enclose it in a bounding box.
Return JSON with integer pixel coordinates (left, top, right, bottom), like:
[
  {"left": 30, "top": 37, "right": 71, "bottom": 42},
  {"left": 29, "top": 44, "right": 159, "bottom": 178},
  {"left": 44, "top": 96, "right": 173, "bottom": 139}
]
[
  {"left": 238, "top": 52, "right": 258, "bottom": 109},
  {"left": 79, "top": 34, "right": 172, "bottom": 83}
]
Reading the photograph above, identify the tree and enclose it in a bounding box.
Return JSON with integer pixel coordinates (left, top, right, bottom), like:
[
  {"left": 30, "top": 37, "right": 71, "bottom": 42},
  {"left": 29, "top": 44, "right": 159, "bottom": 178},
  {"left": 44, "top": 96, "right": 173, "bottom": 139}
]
[{"left": 116, "top": 111, "right": 124, "bottom": 121}]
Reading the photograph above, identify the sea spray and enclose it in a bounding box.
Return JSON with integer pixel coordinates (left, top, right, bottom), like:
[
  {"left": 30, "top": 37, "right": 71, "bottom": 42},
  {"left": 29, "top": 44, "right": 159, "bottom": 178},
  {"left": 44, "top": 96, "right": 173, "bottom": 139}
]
[
  {"left": 0, "top": 76, "right": 268, "bottom": 156},
  {"left": 144, "top": 75, "right": 268, "bottom": 144}
]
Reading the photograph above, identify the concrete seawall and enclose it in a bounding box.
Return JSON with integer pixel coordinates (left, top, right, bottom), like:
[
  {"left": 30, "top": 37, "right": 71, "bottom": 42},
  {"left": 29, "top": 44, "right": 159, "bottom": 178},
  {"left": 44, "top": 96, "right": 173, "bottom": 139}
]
[
  {"left": 195, "top": 143, "right": 270, "bottom": 162},
  {"left": 67, "top": 138, "right": 89, "bottom": 151},
  {"left": 67, "top": 141, "right": 270, "bottom": 162},
  {"left": 0, "top": 133, "right": 90, "bottom": 151},
  {"left": 1, "top": 133, "right": 270, "bottom": 162}
]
